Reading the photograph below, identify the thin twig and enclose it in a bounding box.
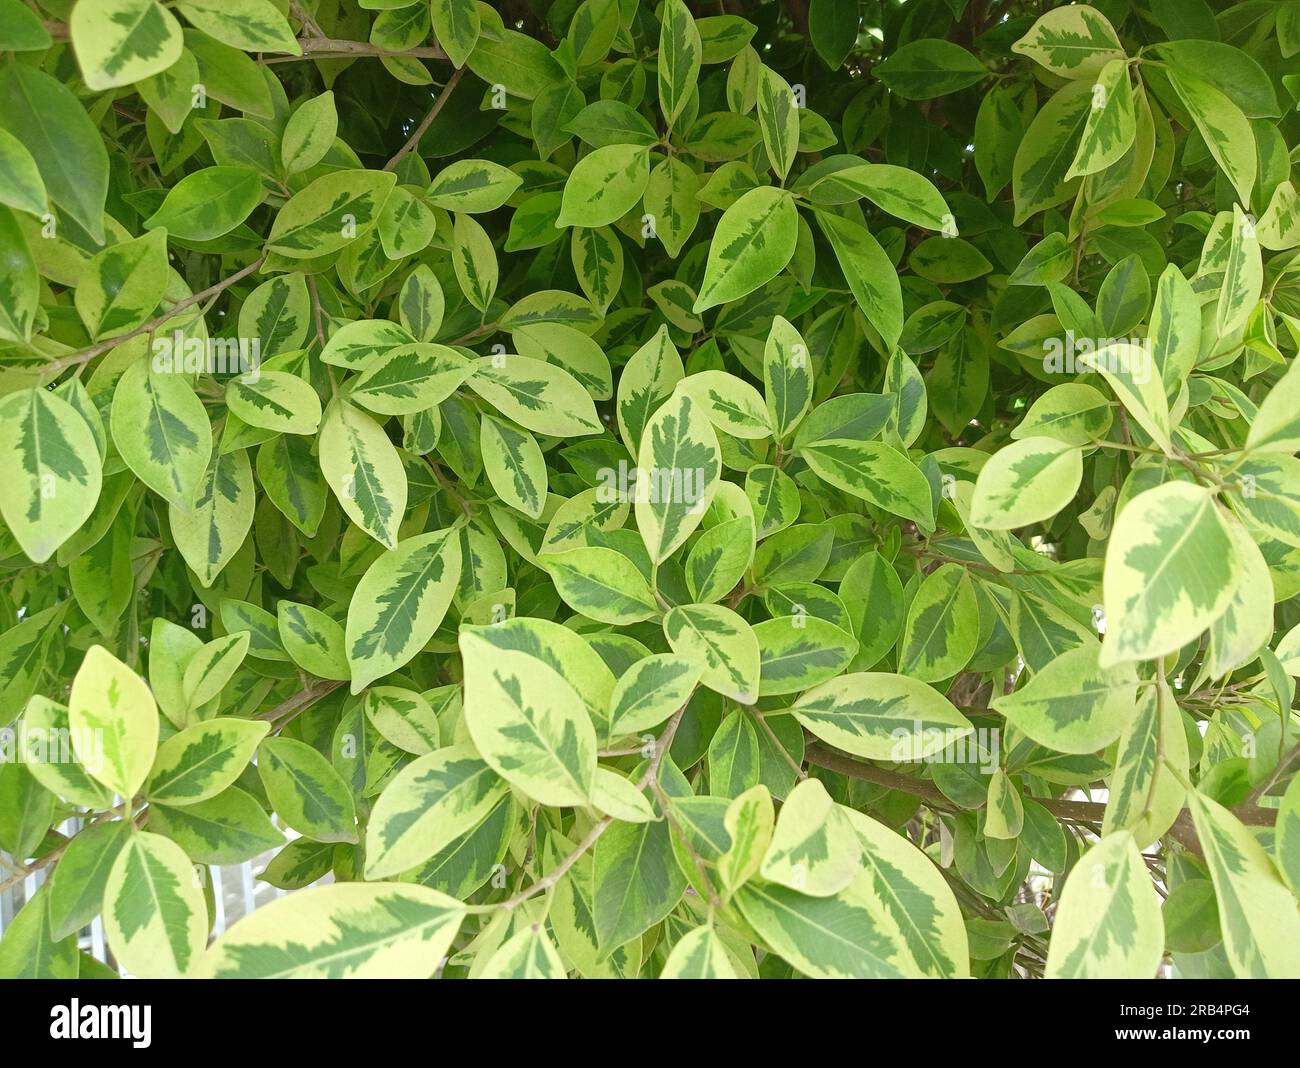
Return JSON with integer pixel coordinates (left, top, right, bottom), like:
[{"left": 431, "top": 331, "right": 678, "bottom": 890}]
[
  {"left": 256, "top": 679, "right": 345, "bottom": 723},
  {"left": 384, "top": 66, "right": 465, "bottom": 172},
  {"left": 42, "top": 255, "right": 267, "bottom": 377},
  {"left": 803, "top": 743, "right": 1279, "bottom": 831},
  {"left": 269, "top": 37, "right": 448, "bottom": 63},
  {"left": 0, "top": 811, "right": 119, "bottom": 894},
  {"left": 498, "top": 702, "right": 689, "bottom": 911}
]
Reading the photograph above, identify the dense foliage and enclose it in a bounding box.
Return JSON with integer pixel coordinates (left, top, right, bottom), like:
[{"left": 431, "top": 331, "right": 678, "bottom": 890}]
[{"left": 1, "top": 0, "right": 1300, "bottom": 980}]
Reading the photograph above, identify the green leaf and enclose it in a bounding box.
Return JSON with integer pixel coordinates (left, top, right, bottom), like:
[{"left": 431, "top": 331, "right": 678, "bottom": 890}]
[
  {"left": 664, "top": 602, "right": 760, "bottom": 704},
  {"left": 757, "top": 66, "right": 799, "bottom": 180},
  {"left": 658, "top": 0, "right": 701, "bottom": 129},
  {"left": 278, "top": 601, "right": 350, "bottom": 680},
  {"left": 150, "top": 786, "right": 284, "bottom": 865},
  {"left": 319, "top": 398, "right": 407, "bottom": 548},
  {"left": 607, "top": 653, "right": 702, "bottom": 736},
  {"left": 482, "top": 413, "right": 547, "bottom": 519},
  {"left": 364, "top": 687, "right": 441, "bottom": 755},
  {"left": 169, "top": 447, "right": 255, "bottom": 587},
  {"left": 993, "top": 644, "right": 1137, "bottom": 754},
  {"left": 874, "top": 39, "right": 987, "bottom": 100},
  {"left": 762, "top": 315, "right": 813, "bottom": 440},
  {"left": 970, "top": 437, "right": 1083, "bottom": 529},
  {"left": 0, "top": 388, "right": 103, "bottom": 563},
  {"left": 47, "top": 819, "right": 132, "bottom": 940},
  {"left": 823, "top": 163, "right": 953, "bottom": 232},
  {"left": 71, "top": 0, "right": 184, "bottom": 91},
  {"left": 755, "top": 615, "right": 856, "bottom": 696},
  {"left": 0, "top": 0, "right": 51, "bottom": 51},
  {"left": 349, "top": 344, "right": 474, "bottom": 416},
  {"left": 177, "top": 0, "right": 300, "bottom": 53},
  {"left": 429, "top": 0, "right": 479, "bottom": 67},
  {"left": 282, "top": 91, "right": 338, "bottom": 174},
  {"left": 759, "top": 778, "right": 860, "bottom": 895},
  {"left": 735, "top": 874, "right": 911, "bottom": 978},
  {"left": 346, "top": 526, "right": 462, "bottom": 692},
  {"left": 0, "top": 890, "right": 77, "bottom": 979},
  {"left": 798, "top": 438, "right": 932, "bottom": 526},
  {"left": 146, "top": 717, "right": 267, "bottom": 805},
  {"left": 838, "top": 550, "right": 904, "bottom": 668},
  {"left": 19, "top": 697, "right": 113, "bottom": 809},
  {"left": 111, "top": 357, "right": 213, "bottom": 509},
  {"left": 365, "top": 745, "right": 509, "bottom": 879},
  {"left": 591, "top": 766, "right": 657, "bottom": 823},
  {"left": 68, "top": 645, "right": 159, "bottom": 800},
  {"left": 1044, "top": 831, "right": 1163, "bottom": 978},
  {"left": 176, "top": 630, "right": 248, "bottom": 711},
  {"left": 686, "top": 514, "right": 755, "bottom": 603},
  {"left": 556, "top": 145, "right": 650, "bottom": 229},
  {"left": 807, "top": 0, "right": 858, "bottom": 70},
  {"left": 76, "top": 229, "right": 169, "bottom": 339},
  {"left": 1167, "top": 68, "right": 1256, "bottom": 206},
  {"left": 816, "top": 210, "right": 903, "bottom": 350},
  {"left": 842, "top": 807, "right": 970, "bottom": 977},
  {"left": 677, "top": 370, "right": 771, "bottom": 440},
  {"left": 257, "top": 736, "right": 358, "bottom": 843},
  {"left": 1101, "top": 483, "right": 1241, "bottom": 666},
  {"left": 267, "top": 169, "right": 396, "bottom": 258},
  {"left": 792, "top": 671, "right": 973, "bottom": 761},
  {"left": 0, "top": 127, "right": 47, "bottom": 218},
  {"left": 480, "top": 926, "right": 567, "bottom": 978},
  {"left": 1102, "top": 679, "right": 1187, "bottom": 848},
  {"left": 1216, "top": 204, "right": 1262, "bottom": 339},
  {"left": 593, "top": 811, "right": 685, "bottom": 952},
  {"left": 1188, "top": 790, "right": 1300, "bottom": 978},
  {"left": 226, "top": 372, "right": 322, "bottom": 435},
  {"left": 1012, "top": 5, "right": 1124, "bottom": 80},
  {"left": 635, "top": 388, "right": 721, "bottom": 563},
  {"left": 1012, "top": 81, "right": 1091, "bottom": 225},
  {"left": 898, "top": 564, "right": 979, "bottom": 682},
  {"left": 146, "top": 165, "right": 264, "bottom": 240},
  {"left": 1275, "top": 774, "right": 1300, "bottom": 898},
  {"left": 1011, "top": 383, "right": 1112, "bottom": 446},
  {"left": 642, "top": 158, "right": 699, "bottom": 259},
  {"left": 661, "top": 924, "right": 740, "bottom": 978},
  {"left": 257, "top": 434, "right": 327, "bottom": 535},
  {"left": 1247, "top": 356, "right": 1300, "bottom": 454},
  {"left": 460, "top": 631, "right": 597, "bottom": 806},
  {"left": 103, "top": 831, "right": 207, "bottom": 978},
  {"left": 1078, "top": 341, "right": 1171, "bottom": 453},
  {"left": 428, "top": 158, "right": 523, "bottom": 213},
  {"left": 467, "top": 355, "right": 602, "bottom": 438},
  {"left": 694, "top": 187, "right": 798, "bottom": 313},
  {"left": 198, "top": 882, "right": 464, "bottom": 978},
  {"left": 544, "top": 545, "right": 658, "bottom": 624},
  {"left": 617, "top": 325, "right": 684, "bottom": 453},
  {"left": 239, "top": 272, "right": 310, "bottom": 357},
  {"left": 0, "top": 63, "right": 108, "bottom": 241},
  {"left": 1066, "top": 59, "right": 1135, "bottom": 179}
]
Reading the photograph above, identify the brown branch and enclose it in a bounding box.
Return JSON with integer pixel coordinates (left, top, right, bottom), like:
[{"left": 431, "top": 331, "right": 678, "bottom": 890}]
[
  {"left": 41, "top": 254, "right": 267, "bottom": 377},
  {"left": 803, "top": 743, "right": 1280, "bottom": 840},
  {"left": 256, "top": 679, "right": 345, "bottom": 723},
  {"left": 0, "top": 810, "right": 126, "bottom": 895},
  {"left": 384, "top": 66, "right": 465, "bottom": 172},
  {"left": 1244, "top": 740, "right": 1300, "bottom": 808},
  {"left": 288, "top": 1, "right": 326, "bottom": 41},
  {"left": 268, "top": 37, "right": 449, "bottom": 63}
]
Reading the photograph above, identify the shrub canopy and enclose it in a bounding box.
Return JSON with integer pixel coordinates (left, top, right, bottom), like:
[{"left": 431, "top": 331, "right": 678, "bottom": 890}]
[{"left": 1, "top": 0, "right": 1300, "bottom": 980}]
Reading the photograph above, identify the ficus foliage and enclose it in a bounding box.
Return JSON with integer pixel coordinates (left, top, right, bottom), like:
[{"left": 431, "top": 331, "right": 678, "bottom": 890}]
[{"left": 1, "top": 0, "right": 1300, "bottom": 982}]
